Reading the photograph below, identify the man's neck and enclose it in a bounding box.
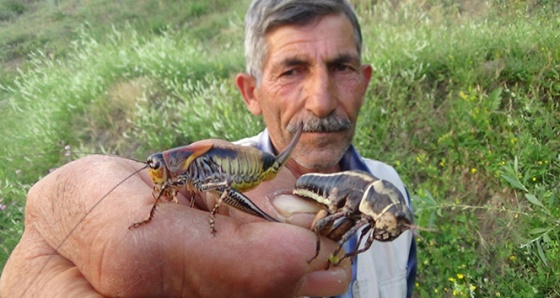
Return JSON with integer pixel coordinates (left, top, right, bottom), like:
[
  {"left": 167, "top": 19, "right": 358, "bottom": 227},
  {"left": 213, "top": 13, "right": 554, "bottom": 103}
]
[{"left": 285, "top": 159, "right": 341, "bottom": 178}]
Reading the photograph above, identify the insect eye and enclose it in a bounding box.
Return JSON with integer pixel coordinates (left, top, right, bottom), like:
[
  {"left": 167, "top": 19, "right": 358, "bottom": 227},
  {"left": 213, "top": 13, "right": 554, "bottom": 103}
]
[
  {"left": 146, "top": 154, "right": 163, "bottom": 170},
  {"left": 395, "top": 210, "right": 413, "bottom": 223},
  {"left": 151, "top": 160, "right": 160, "bottom": 169}
]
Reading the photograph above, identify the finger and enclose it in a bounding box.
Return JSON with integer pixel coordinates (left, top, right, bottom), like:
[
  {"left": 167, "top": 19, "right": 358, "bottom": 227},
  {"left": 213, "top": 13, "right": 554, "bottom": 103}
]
[{"left": 297, "top": 263, "right": 352, "bottom": 297}]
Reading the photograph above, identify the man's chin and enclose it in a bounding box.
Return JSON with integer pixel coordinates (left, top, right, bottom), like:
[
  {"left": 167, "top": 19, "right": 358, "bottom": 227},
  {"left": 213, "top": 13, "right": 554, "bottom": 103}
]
[
  {"left": 302, "top": 130, "right": 350, "bottom": 146},
  {"left": 292, "top": 149, "right": 345, "bottom": 172}
]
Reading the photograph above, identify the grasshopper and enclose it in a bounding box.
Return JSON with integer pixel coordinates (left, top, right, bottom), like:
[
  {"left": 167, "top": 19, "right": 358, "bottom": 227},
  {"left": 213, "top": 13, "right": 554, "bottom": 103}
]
[
  {"left": 131, "top": 122, "right": 303, "bottom": 233},
  {"left": 293, "top": 170, "right": 414, "bottom": 268}
]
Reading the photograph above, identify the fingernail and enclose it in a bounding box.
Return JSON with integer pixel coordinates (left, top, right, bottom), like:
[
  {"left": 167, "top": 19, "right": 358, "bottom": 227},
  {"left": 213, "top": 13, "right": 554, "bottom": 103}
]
[
  {"left": 270, "top": 194, "right": 321, "bottom": 217},
  {"left": 298, "top": 268, "right": 351, "bottom": 296}
]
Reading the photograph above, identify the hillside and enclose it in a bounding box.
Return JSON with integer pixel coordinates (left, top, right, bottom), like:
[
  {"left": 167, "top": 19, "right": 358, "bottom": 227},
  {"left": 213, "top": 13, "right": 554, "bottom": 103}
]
[{"left": 1, "top": 0, "right": 559, "bottom": 296}]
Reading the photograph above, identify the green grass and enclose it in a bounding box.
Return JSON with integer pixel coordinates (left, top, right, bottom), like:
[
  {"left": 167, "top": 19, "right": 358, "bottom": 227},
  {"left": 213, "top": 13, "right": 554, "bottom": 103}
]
[{"left": 1, "top": 0, "right": 559, "bottom": 297}]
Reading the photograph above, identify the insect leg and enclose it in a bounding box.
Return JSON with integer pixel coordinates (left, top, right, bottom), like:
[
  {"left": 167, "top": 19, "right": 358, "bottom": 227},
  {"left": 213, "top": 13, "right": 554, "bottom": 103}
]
[
  {"left": 326, "top": 218, "right": 369, "bottom": 269},
  {"left": 354, "top": 224, "right": 372, "bottom": 256},
  {"left": 219, "top": 188, "right": 279, "bottom": 223},
  {"left": 306, "top": 209, "right": 329, "bottom": 264},
  {"left": 128, "top": 190, "right": 165, "bottom": 229},
  {"left": 313, "top": 212, "right": 347, "bottom": 234},
  {"left": 198, "top": 181, "right": 229, "bottom": 191},
  {"left": 310, "top": 209, "right": 329, "bottom": 232},
  {"left": 188, "top": 189, "right": 197, "bottom": 208},
  {"left": 307, "top": 211, "right": 346, "bottom": 264},
  {"left": 207, "top": 186, "right": 280, "bottom": 234},
  {"left": 324, "top": 217, "right": 355, "bottom": 242},
  {"left": 208, "top": 187, "right": 229, "bottom": 235},
  {"left": 198, "top": 181, "right": 280, "bottom": 234},
  {"left": 331, "top": 223, "right": 372, "bottom": 267},
  {"left": 128, "top": 180, "right": 182, "bottom": 229},
  {"left": 336, "top": 225, "right": 376, "bottom": 266}
]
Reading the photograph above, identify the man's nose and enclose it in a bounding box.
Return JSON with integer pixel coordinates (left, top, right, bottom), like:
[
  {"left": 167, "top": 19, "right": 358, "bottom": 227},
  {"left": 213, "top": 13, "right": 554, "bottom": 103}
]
[{"left": 304, "top": 68, "right": 337, "bottom": 118}]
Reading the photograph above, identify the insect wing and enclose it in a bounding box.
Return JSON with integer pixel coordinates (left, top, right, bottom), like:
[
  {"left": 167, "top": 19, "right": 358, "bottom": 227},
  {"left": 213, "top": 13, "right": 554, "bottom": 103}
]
[{"left": 161, "top": 141, "right": 214, "bottom": 176}]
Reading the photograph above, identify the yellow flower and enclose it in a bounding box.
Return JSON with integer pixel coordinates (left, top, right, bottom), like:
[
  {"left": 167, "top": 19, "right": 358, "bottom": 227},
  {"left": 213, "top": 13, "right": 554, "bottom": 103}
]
[
  {"left": 509, "top": 255, "right": 517, "bottom": 262},
  {"left": 457, "top": 273, "right": 464, "bottom": 279},
  {"left": 470, "top": 285, "right": 477, "bottom": 291},
  {"left": 470, "top": 168, "right": 477, "bottom": 174},
  {"left": 449, "top": 277, "right": 455, "bottom": 282}
]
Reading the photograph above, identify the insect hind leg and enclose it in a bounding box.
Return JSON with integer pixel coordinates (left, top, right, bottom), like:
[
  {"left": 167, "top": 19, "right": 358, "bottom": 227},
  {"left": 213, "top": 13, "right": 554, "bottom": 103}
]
[
  {"left": 307, "top": 211, "right": 349, "bottom": 267},
  {"left": 331, "top": 222, "right": 372, "bottom": 267},
  {"left": 198, "top": 181, "right": 229, "bottom": 191},
  {"left": 327, "top": 218, "right": 369, "bottom": 269},
  {"left": 195, "top": 180, "right": 231, "bottom": 235}
]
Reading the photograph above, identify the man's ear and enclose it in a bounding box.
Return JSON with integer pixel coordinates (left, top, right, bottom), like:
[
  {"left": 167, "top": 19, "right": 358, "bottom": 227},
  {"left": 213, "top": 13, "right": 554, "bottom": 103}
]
[
  {"left": 362, "top": 64, "right": 373, "bottom": 89},
  {"left": 236, "top": 73, "right": 262, "bottom": 115}
]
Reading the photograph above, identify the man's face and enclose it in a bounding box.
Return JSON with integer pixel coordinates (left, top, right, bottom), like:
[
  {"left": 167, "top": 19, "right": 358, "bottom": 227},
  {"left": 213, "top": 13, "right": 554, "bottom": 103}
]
[{"left": 239, "top": 13, "right": 372, "bottom": 173}]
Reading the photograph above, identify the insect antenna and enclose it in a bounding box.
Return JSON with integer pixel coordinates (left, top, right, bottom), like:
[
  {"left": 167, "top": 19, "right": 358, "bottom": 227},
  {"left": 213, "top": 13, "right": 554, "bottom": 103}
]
[
  {"left": 112, "top": 154, "right": 144, "bottom": 164},
  {"left": 21, "top": 164, "right": 149, "bottom": 297},
  {"left": 2, "top": 146, "right": 146, "bottom": 166},
  {"left": 63, "top": 145, "right": 145, "bottom": 164},
  {"left": 405, "top": 223, "right": 439, "bottom": 243}
]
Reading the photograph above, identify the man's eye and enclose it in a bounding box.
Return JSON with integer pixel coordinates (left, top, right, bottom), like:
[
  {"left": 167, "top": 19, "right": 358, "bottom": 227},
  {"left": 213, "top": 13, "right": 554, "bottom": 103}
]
[
  {"left": 281, "top": 68, "right": 301, "bottom": 76},
  {"left": 332, "top": 64, "right": 354, "bottom": 72}
]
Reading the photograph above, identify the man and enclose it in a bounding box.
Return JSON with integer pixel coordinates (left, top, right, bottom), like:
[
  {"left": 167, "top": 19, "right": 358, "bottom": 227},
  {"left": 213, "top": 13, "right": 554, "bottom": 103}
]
[{"left": 0, "top": 0, "right": 416, "bottom": 297}]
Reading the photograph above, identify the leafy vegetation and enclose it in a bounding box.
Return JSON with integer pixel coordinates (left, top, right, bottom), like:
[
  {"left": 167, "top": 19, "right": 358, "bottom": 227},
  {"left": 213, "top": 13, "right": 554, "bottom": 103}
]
[{"left": 1, "top": 0, "right": 559, "bottom": 296}]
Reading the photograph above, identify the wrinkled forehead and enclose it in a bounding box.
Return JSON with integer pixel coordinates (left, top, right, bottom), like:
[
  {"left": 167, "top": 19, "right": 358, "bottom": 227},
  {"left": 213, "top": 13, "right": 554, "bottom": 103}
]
[
  {"left": 265, "top": 13, "right": 356, "bottom": 46},
  {"left": 263, "top": 14, "right": 360, "bottom": 65}
]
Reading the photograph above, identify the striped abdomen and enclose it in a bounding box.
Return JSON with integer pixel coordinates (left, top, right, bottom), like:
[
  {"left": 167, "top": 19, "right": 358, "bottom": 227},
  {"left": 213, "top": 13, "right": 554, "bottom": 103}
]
[
  {"left": 187, "top": 145, "right": 280, "bottom": 191},
  {"left": 293, "top": 170, "right": 376, "bottom": 210}
]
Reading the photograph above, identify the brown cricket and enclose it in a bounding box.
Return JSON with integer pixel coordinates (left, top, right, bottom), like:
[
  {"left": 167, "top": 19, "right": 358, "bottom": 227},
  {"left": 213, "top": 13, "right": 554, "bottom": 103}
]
[{"left": 293, "top": 170, "right": 414, "bottom": 268}]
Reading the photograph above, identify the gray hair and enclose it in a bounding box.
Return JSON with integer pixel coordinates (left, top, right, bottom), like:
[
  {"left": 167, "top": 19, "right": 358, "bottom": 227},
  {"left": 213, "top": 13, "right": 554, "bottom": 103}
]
[{"left": 244, "top": 0, "right": 363, "bottom": 84}]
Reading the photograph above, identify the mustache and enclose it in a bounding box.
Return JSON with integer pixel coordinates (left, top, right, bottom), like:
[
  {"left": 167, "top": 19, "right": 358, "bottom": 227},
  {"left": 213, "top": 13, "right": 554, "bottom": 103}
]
[{"left": 287, "top": 116, "right": 352, "bottom": 134}]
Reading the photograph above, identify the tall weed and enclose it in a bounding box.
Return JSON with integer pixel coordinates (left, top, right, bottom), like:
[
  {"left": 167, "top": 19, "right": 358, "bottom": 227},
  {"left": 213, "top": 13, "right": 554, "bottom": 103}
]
[
  {"left": 0, "top": 0, "right": 558, "bottom": 296},
  {"left": 354, "top": 1, "right": 559, "bottom": 296}
]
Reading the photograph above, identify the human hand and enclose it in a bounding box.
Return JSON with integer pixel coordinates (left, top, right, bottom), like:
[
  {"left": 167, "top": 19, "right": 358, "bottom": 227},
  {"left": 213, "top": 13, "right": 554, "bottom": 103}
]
[{"left": 0, "top": 155, "right": 351, "bottom": 297}]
